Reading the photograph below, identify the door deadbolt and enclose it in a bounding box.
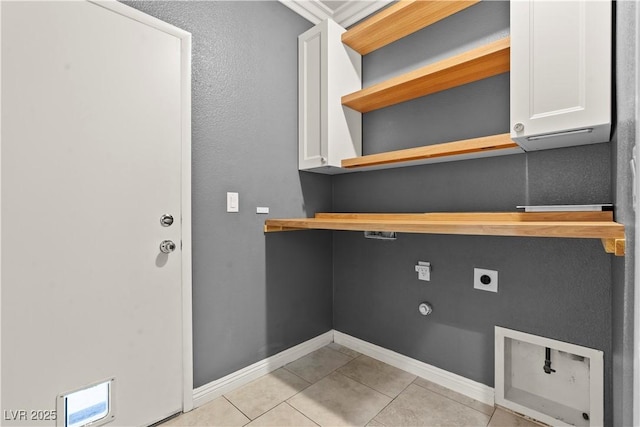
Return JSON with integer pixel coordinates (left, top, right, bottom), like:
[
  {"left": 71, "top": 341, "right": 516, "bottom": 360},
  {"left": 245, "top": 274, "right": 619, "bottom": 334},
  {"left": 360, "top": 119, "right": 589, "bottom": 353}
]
[
  {"left": 160, "top": 214, "right": 174, "bottom": 227},
  {"left": 159, "top": 240, "right": 176, "bottom": 254}
]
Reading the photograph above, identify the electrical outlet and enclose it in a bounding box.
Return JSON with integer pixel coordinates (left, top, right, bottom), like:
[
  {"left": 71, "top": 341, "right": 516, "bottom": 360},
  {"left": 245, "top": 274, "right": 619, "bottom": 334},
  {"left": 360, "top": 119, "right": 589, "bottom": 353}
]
[
  {"left": 474, "top": 268, "right": 498, "bottom": 292},
  {"left": 415, "top": 261, "right": 431, "bottom": 281}
]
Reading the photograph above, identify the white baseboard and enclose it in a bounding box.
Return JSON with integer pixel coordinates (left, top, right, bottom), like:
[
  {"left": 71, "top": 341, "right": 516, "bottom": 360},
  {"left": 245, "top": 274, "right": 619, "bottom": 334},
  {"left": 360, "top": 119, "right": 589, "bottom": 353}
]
[
  {"left": 192, "top": 330, "right": 334, "bottom": 408},
  {"left": 193, "top": 329, "right": 494, "bottom": 410},
  {"left": 334, "top": 330, "right": 495, "bottom": 406}
]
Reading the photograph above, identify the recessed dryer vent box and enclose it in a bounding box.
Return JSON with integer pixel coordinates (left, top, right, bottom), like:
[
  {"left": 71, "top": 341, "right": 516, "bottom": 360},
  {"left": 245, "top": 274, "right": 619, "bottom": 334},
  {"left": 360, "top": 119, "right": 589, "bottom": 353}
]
[{"left": 495, "top": 327, "right": 603, "bottom": 427}]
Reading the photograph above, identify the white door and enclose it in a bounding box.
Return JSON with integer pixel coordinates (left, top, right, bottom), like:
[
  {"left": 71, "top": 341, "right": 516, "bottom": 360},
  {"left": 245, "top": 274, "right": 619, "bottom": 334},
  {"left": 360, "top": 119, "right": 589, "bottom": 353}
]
[{"left": 1, "top": 1, "right": 191, "bottom": 426}]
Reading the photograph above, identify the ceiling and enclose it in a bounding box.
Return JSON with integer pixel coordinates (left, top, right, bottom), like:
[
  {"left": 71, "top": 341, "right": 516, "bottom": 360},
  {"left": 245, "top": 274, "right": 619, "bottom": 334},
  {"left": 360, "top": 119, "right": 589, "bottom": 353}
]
[{"left": 278, "top": 0, "right": 391, "bottom": 27}]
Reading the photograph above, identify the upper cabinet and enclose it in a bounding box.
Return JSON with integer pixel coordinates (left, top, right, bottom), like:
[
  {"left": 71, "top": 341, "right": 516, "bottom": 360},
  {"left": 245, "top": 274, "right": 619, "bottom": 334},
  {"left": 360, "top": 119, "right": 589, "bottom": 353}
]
[
  {"left": 297, "top": 0, "right": 613, "bottom": 173},
  {"left": 510, "top": 1, "right": 612, "bottom": 151},
  {"left": 298, "top": 19, "right": 362, "bottom": 173}
]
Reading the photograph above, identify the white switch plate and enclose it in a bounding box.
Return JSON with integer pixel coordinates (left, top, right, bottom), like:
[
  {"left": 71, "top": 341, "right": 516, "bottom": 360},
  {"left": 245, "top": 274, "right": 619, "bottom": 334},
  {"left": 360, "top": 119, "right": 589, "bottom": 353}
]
[
  {"left": 474, "top": 268, "right": 498, "bottom": 292},
  {"left": 256, "top": 207, "right": 269, "bottom": 214},
  {"left": 227, "top": 192, "right": 239, "bottom": 213}
]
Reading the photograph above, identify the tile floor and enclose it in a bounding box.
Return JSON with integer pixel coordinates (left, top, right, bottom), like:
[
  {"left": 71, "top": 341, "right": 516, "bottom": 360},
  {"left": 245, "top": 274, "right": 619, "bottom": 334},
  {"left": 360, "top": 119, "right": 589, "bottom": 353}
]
[{"left": 163, "top": 343, "right": 542, "bottom": 427}]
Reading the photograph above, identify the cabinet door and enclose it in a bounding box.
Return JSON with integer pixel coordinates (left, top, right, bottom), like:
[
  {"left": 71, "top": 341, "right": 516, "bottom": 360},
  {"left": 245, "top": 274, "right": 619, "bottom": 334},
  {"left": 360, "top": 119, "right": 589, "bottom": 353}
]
[
  {"left": 299, "top": 24, "right": 327, "bottom": 170},
  {"left": 298, "top": 20, "right": 361, "bottom": 173},
  {"left": 510, "top": 1, "right": 611, "bottom": 151}
]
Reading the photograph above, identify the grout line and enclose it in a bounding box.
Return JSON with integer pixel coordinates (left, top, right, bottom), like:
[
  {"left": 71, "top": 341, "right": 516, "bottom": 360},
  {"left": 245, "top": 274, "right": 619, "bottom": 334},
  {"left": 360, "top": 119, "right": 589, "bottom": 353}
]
[
  {"left": 333, "top": 333, "right": 498, "bottom": 407},
  {"left": 493, "top": 405, "right": 550, "bottom": 427},
  {"left": 395, "top": 378, "right": 415, "bottom": 397},
  {"left": 281, "top": 365, "right": 315, "bottom": 387},
  {"left": 284, "top": 402, "right": 321, "bottom": 427},
  {"left": 223, "top": 395, "right": 253, "bottom": 423},
  {"left": 486, "top": 408, "right": 497, "bottom": 427},
  {"left": 285, "top": 343, "right": 498, "bottom": 427},
  {"left": 308, "top": 361, "right": 354, "bottom": 384},
  {"left": 367, "top": 375, "right": 416, "bottom": 424},
  {"left": 282, "top": 346, "right": 498, "bottom": 427},
  {"left": 328, "top": 346, "right": 417, "bottom": 423},
  {"left": 284, "top": 349, "right": 354, "bottom": 385},
  {"left": 368, "top": 388, "right": 398, "bottom": 425},
  {"left": 335, "top": 367, "right": 410, "bottom": 400},
  {"left": 371, "top": 419, "right": 387, "bottom": 427},
  {"left": 327, "top": 371, "right": 396, "bottom": 427},
  {"left": 329, "top": 342, "right": 362, "bottom": 359},
  {"left": 226, "top": 370, "right": 315, "bottom": 423},
  {"left": 331, "top": 370, "right": 394, "bottom": 398},
  {"left": 410, "top": 380, "right": 495, "bottom": 418},
  {"left": 324, "top": 343, "right": 356, "bottom": 357}
]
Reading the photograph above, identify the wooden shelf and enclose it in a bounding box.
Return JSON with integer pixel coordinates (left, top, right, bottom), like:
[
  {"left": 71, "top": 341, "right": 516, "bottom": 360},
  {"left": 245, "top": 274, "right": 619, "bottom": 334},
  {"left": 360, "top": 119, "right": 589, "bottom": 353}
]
[
  {"left": 342, "top": 37, "right": 510, "bottom": 113},
  {"left": 341, "top": 133, "right": 518, "bottom": 169},
  {"left": 342, "top": 0, "right": 480, "bottom": 55},
  {"left": 264, "top": 212, "right": 625, "bottom": 255}
]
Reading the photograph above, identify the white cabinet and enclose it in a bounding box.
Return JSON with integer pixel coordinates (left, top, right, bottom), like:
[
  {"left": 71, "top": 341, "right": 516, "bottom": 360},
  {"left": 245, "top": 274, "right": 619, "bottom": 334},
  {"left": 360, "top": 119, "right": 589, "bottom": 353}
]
[
  {"left": 298, "top": 19, "right": 362, "bottom": 173},
  {"left": 510, "top": 0, "right": 611, "bottom": 151}
]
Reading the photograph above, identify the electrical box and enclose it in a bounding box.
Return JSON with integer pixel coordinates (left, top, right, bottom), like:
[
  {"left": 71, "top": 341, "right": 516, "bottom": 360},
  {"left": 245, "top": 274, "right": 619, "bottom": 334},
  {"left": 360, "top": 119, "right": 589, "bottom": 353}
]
[{"left": 495, "top": 327, "right": 603, "bottom": 426}]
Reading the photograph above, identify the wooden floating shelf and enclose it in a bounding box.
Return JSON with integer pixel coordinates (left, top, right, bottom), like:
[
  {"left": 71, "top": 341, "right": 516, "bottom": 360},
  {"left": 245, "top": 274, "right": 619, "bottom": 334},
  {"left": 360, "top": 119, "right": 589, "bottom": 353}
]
[
  {"left": 342, "top": 37, "right": 511, "bottom": 113},
  {"left": 341, "top": 133, "right": 518, "bottom": 169},
  {"left": 264, "top": 212, "right": 625, "bottom": 256},
  {"left": 342, "top": 0, "right": 480, "bottom": 55},
  {"left": 602, "top": 237, "right": 626, "bottom": 256}
]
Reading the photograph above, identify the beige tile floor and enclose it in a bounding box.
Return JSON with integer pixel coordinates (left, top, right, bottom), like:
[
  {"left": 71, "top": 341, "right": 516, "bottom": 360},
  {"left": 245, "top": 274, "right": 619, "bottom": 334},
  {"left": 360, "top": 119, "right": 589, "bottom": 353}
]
[{"left": 162, "top": 343, "right": 543, "bottom": 427}]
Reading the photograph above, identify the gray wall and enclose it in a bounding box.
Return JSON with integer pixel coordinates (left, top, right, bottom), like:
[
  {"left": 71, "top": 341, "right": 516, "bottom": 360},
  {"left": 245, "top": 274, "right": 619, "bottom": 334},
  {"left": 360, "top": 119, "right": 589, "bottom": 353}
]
[
  {"left": 332, "top": 2, "right": 615, "bottom": 424},
  {"left": 611, "top": 2, "right": 637, "bottom": 426},
  {"left": 124, "top": 1, "right": 333, "bottom": 388}
]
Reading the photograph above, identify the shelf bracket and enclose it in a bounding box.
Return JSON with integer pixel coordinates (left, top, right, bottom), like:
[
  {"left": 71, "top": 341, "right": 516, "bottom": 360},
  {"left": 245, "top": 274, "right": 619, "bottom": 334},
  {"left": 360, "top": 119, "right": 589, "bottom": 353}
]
[{"left": 601, "top": 238, "right": 625, "bottom": 256}]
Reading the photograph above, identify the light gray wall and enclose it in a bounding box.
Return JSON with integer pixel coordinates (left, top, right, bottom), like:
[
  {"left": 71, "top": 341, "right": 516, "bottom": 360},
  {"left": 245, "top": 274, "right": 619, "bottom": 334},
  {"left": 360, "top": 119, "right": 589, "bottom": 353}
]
[
  {"left": 332, "top": 1, "right": 614, "bottom": 424},
  {"left": 123, "top": 1, "right": 333, "bottom": 388},
  {"left": 611, "top": 2, "right": 637, "bottom": 426}
]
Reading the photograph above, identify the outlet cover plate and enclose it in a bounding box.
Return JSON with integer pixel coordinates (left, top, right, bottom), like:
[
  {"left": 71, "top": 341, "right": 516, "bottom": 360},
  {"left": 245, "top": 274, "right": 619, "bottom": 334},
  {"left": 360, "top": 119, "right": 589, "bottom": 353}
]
[{"left": 474, "top": 268, "right": 498, "bottom": 292}]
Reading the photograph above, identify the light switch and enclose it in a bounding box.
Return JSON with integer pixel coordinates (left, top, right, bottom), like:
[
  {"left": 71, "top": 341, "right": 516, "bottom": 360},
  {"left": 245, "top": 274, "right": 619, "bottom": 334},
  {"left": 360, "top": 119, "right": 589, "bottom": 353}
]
[{"left": 227, "top": 192, "right": 239, "bottom": 213}]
